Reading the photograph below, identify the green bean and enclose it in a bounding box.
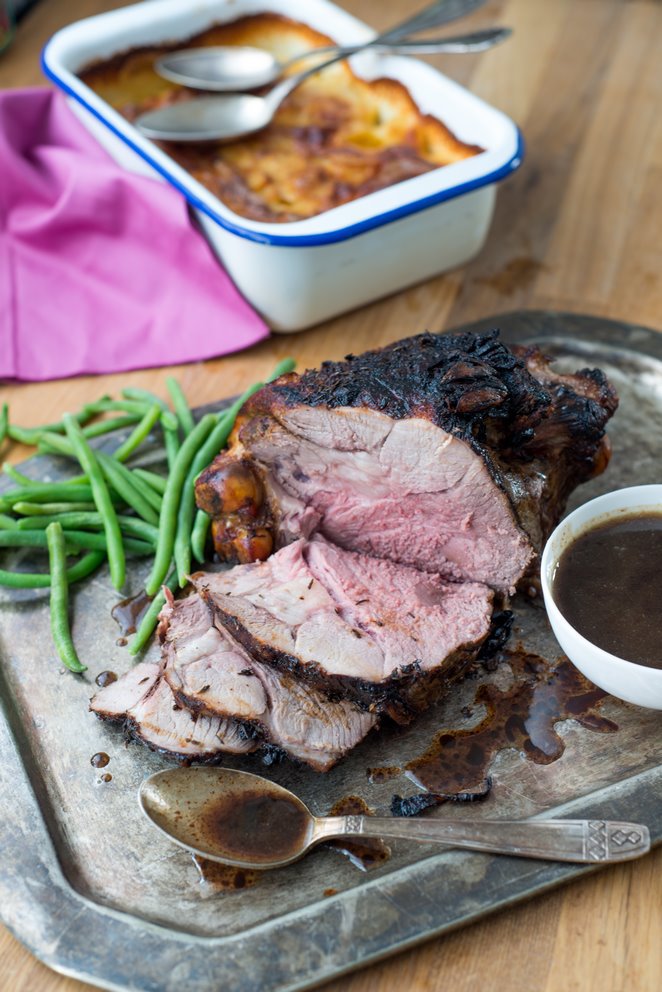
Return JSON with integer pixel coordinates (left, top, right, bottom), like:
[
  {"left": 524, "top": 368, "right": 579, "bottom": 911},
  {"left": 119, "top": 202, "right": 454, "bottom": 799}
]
[
  {"left": 8, "top": 424, "right": 59, "bottom": 446},
  {"left": 113, "top": 404, "right": 162, "bottom": 462},
  {"left": 16, "top": 512, "right": 158, "bottom": 543},
  {"left": 33, "top": 431, "right": 73, "bottom": 458},
  {"left": 96, "top": 453, "right": 159, "bottom": 526},
  {"left": 3, "top": 463, "right": 36, "bottom": 486},
  {"left": 126, "top": 470, "right": 162, "bottom": 513},
  {"left": 163, "top": 420, "right": 180, "bottom": 472},
  {"left": 166, "top": 376, "right": 195, "bottom": 435},
  {"left": 0, "top": 528, "right": 152, "bottom": 555},
  {"left": 122, "top": 388, "right": 169, "bottom": 412},
  {"left": 35, "top": 431, "right": 153, "bottom": 525},
  {"left": 46, "top": 522, "right": 86, "bottom": 672},
  {"left": 0, "top": 514, "right": 18, "bottom": 530},
  {"left": 133, "top": 468, "right": 167, "bottom": 495},
  {"left": 145, "top": 413, "right": 216, "bottom": 596},
  {"left": 61, "top": 530, "right": 154, "bottom": 556},
  {"left": 191, "top": 509, "right": 210, "bottom": 564},
  {"left": 0, "top": 530, "right": 81, "bottom": 553},
  {"left": 6, "top": 404, "right": 100, "bottom": 446},
  {"left": 4, "top": 463, "right": 87, "bottom": 488},
  {"left": 82, "top": 415, "right": 142, "bottom": 439},
  {"left": 0, "top": 549, "right": 104, "bottom": 589},
  {"left": 0, "top": 404, "right": 8, "bottom": 447},
  {"left": 173, "top": 488, "right": 194, "bottom": 586},
  {"left": 63, "top": 415, "right": 125, "bottom": 590},
  {"left": 0, "top": 484, "right": 98, "bottom": 510},
  {"left": 129, "top": 570, "right": 180, "bottom": 655},
  {"left": 160, "top": 410, "right": 179, "bottom": 433},
  {"left": 265, "top": 357, "right": 296, "bottom": 382},
  {"left": 84, "top": 398, "right": 153, "bottom": 417},
  {"left": 12, "top": 501, "right": 97, "bottom": 516}
]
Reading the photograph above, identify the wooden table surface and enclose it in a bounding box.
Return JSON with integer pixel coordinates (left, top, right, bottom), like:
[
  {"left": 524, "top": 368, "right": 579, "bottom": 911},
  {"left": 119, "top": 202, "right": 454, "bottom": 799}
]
[{"left": 1, "top": 0, "right": 661, "bottom": 989}]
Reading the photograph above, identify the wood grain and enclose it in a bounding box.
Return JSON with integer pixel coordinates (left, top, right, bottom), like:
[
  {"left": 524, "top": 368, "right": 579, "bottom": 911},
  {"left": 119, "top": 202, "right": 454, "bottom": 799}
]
[{"left": 1, "top": 1, "right": 661, "bottom": 990}]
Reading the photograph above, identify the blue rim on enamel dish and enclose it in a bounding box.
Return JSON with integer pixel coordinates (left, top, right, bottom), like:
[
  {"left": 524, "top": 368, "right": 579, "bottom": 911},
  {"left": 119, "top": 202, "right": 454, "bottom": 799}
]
[{"left": 41, "top": 29, "right": 524, "bottom": 249}]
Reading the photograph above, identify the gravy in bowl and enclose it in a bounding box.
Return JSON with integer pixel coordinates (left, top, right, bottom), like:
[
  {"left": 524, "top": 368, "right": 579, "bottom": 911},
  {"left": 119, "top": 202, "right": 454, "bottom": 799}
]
[{"left": 552, "top": 511, "right": 662, "bottom": 670}]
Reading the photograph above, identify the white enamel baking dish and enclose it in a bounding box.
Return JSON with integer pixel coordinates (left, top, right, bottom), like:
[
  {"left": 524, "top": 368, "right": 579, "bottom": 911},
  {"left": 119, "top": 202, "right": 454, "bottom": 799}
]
[{"left": 42, "top": 0, "right": 524, "bottom": 332}]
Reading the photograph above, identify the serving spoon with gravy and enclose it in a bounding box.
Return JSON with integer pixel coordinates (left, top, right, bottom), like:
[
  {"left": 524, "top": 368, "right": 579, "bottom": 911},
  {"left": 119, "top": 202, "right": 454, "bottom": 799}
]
[{"left": 140, "top": 768, "right": 650, "bottom": 870}]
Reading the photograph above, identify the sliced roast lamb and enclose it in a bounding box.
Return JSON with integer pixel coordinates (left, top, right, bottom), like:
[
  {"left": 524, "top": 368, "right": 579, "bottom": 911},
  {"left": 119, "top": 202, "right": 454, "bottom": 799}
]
[
  {"left": 196, "top": 330, "right": 617, "bottom": 592},
  {"left": 90, "top": 592, "right": 377, "bottom": 771},
  {"left": 160, "top": 591, "right": 377, "bottom": 770},
  {"left": 192, "top": 535, "right": 500, "bottom": 719},
  {"left": 90, "top": 661, "right": 256, "bottom": 761}
]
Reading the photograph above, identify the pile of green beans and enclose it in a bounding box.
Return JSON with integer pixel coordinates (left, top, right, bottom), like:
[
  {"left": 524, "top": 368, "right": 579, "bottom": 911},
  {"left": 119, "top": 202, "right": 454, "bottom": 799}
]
[{"left": 0, "top": 359, "right": 295, "bottom": 672}]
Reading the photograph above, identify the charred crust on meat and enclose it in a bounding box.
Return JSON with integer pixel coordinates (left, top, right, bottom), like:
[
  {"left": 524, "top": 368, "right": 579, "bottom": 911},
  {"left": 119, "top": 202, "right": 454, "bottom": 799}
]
[
  {"left": 477, "top": 610, "right": 514, "bottom": 660},
  {"left": 207, "top": 597, "right": 501, "bottom": 721},
  {"left": 123, "top": 721, "right": 226, "bottom": 765},
  {"left": 194, "top": 329, "right": 618, "bottom": 575},
  {"left": 248, "top": 330, "right": 551, "bottom": 449},
  {"left": 261, "top": 744, "right": 287, "bottom": 767}
]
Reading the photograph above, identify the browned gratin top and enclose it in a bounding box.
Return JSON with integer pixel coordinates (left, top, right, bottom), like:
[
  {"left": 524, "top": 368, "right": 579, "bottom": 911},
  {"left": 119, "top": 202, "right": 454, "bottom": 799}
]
[{"left": 80, "top": 13, "right": 483, "bottom": 223}]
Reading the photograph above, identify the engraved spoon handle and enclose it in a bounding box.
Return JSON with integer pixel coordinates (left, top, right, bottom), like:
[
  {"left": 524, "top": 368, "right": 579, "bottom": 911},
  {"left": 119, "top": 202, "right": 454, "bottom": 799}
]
[{"left": 317, "top": 817, "right": 650, "bottom": 864}]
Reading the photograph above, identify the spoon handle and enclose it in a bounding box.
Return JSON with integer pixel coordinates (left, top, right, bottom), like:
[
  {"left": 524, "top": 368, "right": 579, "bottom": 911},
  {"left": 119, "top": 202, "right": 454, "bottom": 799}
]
[
  {"left": 379, "top": 0, "right": 487, "bottom": 43},
  {"left": 282, "top": 28, "right": 511, "bottom": 69},
  {"left": 265, "top": 0, "right": 488, "bottom": 111},
  {"left": 319, "top": 816, "right": 650, "bottom": 864}
]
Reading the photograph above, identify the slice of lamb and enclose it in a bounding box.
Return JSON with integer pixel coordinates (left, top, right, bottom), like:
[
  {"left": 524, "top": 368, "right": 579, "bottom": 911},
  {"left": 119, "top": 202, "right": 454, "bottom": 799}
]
[
  {"left": 89, "top": 661, "right": 160, "bottom": 719},
  {"left": 192, "top": 536, "right": 497, "bottom": 717},
  {"left": 90, "top": 661, "right": 255, "bottom": 761},
  {"left": 161, "top": 592, "right": 377, "bottom": 771}
]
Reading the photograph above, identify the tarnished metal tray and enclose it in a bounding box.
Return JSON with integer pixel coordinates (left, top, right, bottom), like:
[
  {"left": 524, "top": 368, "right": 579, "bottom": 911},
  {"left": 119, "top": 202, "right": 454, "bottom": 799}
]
[{"left": 0, "top": 311, "right": 660, "bottom": 992}]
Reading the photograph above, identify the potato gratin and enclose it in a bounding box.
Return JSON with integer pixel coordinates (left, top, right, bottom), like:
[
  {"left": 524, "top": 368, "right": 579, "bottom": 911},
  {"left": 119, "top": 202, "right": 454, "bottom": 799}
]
[{"left": 81, "top": 13, "right": 482, "bottom": 223}]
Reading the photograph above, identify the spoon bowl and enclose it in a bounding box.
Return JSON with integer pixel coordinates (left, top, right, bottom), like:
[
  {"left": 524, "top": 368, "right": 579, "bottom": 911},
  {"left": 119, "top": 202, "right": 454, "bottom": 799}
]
[
  {"left": 139, "top": 767, "right": 650, "bottom": 870},
  {"left": 156, "top": 46, "right": 280, "bottom": 91},
  {"left": 140, "top": 767, "right": 319, "bottom": 868},
  {"left": 136, "top": 93, "right": 273, "bottom": 143}
]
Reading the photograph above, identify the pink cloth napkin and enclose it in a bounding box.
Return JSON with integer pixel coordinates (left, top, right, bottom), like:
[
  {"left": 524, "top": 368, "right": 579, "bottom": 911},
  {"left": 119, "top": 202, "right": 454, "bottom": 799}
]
[{"left": 0, "top": 88, "right": 269, "bottom": 381}]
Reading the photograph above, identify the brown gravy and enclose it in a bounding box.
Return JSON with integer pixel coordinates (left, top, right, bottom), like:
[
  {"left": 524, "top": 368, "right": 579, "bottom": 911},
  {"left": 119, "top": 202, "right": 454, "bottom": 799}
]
[
  {"left": 111, "top": 590, "right": 152, "bottom": 636},
  {"left": 553, "top": 512, "right": 662, "bottom": 668},
  {"left": 325, "top": 796, "right": 390, "bottom": 871},
  {"left": 191, "top": 854, "right": 260, "bottom": 893},
  {"left": 404, "top": 651, "right": 617, "bottom": 797},
  {"left": 197, "top": 789, "right": 309, "bottom": 864}
]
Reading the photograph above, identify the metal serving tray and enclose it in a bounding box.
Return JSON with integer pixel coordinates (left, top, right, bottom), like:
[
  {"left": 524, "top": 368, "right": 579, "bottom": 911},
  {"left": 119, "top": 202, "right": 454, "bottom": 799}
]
[{"left": 1, "top": 312, "right": 660, "bottom": 992}]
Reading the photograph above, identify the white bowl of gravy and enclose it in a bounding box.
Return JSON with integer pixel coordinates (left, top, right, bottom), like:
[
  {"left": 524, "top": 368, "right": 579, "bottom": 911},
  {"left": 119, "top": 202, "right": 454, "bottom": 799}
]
[{"left": 541, "top": 485, "right": 662, "bottom": 710}]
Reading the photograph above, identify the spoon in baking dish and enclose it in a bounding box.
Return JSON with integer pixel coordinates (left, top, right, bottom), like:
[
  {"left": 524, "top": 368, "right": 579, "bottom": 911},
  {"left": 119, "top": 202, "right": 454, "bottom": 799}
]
[
  {"left": 136, "top": 27, "right": 510, "bottom": 142},
  {"left": 139, "top": 768, "right": 651, "bottom": 870},
  {"left": 154, "top": 28, "right": 512, "bottom": 93},
  {"left": 135, "top": 0, "right": 504, "bottom": 142}
]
